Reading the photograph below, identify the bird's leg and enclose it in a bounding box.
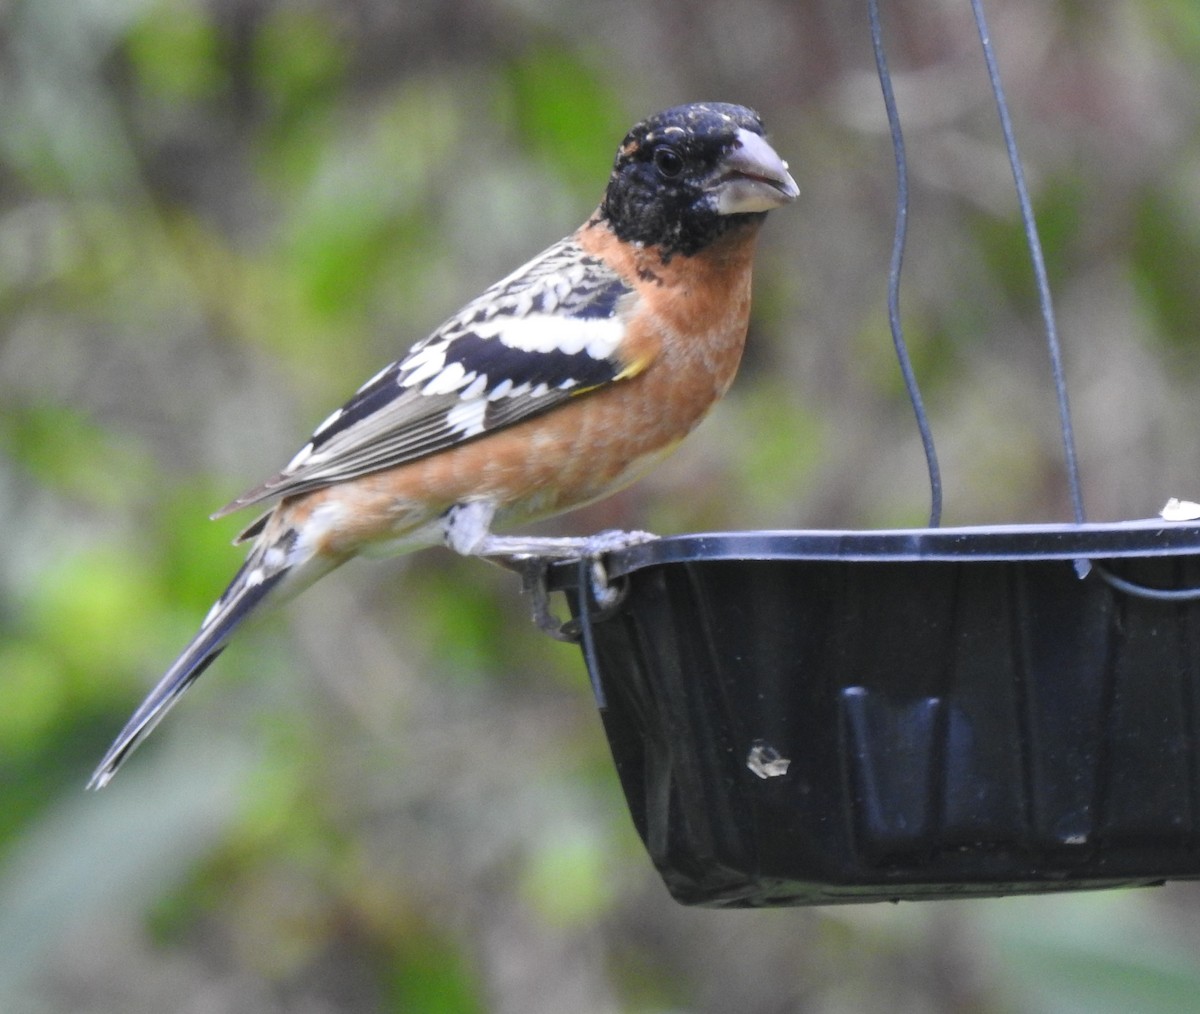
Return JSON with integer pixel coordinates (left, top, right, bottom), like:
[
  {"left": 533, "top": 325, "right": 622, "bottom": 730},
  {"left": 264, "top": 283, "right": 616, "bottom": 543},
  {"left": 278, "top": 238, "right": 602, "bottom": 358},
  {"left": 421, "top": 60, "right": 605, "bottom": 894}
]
[
  {"left": 442, "top": 501, "right": 656, "bottom": 615},
  {"left": 493, "top": 556, "right": 577, "bottom": 642},
  {"left": 443, "top": 500, "right": 657, "bottom": 560}
]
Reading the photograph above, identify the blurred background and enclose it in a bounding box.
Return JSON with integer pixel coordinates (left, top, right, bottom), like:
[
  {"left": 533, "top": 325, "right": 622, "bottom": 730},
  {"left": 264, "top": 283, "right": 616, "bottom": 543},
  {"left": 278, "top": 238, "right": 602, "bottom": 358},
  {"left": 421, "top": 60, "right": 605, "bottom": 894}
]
[{"left": 3, "top": 0, "right": 1200, "bottom": 1010}]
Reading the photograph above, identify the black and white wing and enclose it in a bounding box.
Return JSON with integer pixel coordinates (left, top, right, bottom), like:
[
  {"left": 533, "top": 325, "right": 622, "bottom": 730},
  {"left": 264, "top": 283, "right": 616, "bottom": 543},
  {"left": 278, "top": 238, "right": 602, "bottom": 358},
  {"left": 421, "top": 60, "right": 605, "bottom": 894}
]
[{"left": 216, "top": 237, "right": 641, "bottom": 520}]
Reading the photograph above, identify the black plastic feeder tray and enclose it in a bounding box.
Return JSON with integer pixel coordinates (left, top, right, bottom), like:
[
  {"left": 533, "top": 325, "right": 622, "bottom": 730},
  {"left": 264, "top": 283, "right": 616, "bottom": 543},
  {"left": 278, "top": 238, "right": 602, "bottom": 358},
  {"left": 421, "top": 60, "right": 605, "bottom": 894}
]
[{"left": 549, "top": 520, "right": 1200, "bottom": 907}]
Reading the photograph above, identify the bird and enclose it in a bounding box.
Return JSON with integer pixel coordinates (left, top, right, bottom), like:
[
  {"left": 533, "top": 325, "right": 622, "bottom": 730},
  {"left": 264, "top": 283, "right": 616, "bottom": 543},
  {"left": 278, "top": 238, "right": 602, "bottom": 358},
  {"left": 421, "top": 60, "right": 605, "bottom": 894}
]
[{"left": 89, "top": 101, "right": 798, "bottom": 788}]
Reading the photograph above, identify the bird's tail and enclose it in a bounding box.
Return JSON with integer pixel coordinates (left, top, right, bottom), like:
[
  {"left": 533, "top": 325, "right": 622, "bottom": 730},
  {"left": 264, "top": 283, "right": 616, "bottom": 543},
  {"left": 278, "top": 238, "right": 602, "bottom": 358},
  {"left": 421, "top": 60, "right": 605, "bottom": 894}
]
[{"left": 88, "top": 526, "right": 322, "bottom": 789}]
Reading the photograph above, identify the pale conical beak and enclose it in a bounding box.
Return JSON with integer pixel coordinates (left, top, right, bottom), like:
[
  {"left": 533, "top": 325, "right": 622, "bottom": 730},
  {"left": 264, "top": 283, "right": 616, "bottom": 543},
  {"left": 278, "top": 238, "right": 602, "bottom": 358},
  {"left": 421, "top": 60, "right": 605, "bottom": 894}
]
[{"left": 709, "top": 127, "right": 799, "bottom": 215}]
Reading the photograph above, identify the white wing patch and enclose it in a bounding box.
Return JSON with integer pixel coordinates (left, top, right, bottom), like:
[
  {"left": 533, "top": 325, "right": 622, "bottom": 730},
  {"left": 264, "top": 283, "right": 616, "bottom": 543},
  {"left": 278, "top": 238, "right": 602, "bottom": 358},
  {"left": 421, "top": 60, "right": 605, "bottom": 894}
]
[
  {"left": 398, "top": 313, "right": 625, "bottom": 397},
  {"left": 420, "top": 360, "right": 470, "bottom": 396},
  {"left": 446, "top": 398, "right": 488, "bottom": 438},
  {"left": 486, "top": 313, "right": 624, "bottom": 359}
]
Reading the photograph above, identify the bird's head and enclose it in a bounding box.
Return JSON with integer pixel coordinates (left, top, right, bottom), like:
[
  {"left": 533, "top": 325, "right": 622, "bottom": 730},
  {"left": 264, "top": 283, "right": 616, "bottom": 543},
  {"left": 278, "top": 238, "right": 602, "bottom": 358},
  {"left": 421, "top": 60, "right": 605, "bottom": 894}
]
[{"left": 600, "top": 102, "right": 798, "bottom": 258}]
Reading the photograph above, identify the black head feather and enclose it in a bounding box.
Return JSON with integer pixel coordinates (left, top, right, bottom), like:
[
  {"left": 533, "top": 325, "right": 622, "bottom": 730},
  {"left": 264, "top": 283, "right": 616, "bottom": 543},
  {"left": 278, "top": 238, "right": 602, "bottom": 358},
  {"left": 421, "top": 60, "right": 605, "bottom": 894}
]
[{"left": 600, "top": 102, "right": 794, "bottom": 258}]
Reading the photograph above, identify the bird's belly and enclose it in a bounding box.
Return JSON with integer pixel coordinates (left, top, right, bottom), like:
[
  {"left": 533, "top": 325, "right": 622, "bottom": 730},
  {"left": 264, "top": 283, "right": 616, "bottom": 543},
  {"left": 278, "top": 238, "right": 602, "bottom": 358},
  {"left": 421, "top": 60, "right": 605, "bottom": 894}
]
[{"left": 299, "top": 380, "right": 712, "bottom": 557}]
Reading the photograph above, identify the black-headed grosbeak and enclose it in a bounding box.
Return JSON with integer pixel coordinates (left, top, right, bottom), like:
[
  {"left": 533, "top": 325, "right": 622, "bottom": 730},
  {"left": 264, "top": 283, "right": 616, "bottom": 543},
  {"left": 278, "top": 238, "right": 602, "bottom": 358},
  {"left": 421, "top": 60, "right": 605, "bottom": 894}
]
[{"left": 90, "top": 101, "right": 798, "bottom": 788}]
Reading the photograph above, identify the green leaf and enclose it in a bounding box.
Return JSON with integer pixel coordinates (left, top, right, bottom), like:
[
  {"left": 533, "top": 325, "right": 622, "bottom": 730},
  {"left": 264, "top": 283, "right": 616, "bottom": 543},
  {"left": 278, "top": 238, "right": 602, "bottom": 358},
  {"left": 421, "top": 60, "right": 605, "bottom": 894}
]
[
  {"left": 984, "top": 892, "right": 1200, "bottom": 1014},
  {"left": 0, "top": 402, "right": 151, "bottom": 508},
  {"left": 125, "top": 2, "right": 225, "bottom": 101},
  {"left": 385, "top": 934, "right": 484, "bottom": 1014},
  {"left": 521, "top": 823, "right": 615, "bottom": 926},
  {"left": 254, "top": 8, "right": 348, "bottom": 114},
  {"left": 502, "top": 47, "right": 629, "bottom": 195},
  {"left": 1130, "top": 187, "right": 1200, "bottom": 356},
  {"left": 975, "top": 177, "right": 1083, "bottom": 309}
]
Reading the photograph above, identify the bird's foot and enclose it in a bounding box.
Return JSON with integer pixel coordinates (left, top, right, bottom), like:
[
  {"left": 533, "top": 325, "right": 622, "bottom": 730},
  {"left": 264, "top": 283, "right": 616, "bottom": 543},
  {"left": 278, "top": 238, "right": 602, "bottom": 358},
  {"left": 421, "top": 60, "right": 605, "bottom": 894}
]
[{"left": 443, "top": 505, "right": 656, "bottom": 639}]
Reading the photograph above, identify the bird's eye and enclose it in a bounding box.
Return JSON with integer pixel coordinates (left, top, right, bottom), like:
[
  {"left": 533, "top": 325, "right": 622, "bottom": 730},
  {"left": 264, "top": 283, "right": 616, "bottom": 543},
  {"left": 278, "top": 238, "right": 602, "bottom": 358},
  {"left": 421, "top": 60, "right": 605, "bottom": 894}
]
[{"left": 653, "top": 146, "right": 684, "bottom": 178}]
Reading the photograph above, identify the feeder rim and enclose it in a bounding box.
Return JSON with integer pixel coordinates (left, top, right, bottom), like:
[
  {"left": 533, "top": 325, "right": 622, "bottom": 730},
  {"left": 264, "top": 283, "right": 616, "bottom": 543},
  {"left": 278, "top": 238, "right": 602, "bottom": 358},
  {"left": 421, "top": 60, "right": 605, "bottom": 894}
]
[{"left": 545, "top": 518, "right": 1200, "bottom": 584}]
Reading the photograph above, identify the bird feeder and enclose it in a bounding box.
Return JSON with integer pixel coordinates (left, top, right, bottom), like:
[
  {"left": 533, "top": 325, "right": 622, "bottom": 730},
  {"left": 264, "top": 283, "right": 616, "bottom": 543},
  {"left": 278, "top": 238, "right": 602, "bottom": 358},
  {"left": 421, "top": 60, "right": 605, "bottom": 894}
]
[
  {"left": 547, "top": 522, "right": 1200, "bottom": 906},
  {"left": 526, "top": 3, "right": 1200, "bottom": 906}
]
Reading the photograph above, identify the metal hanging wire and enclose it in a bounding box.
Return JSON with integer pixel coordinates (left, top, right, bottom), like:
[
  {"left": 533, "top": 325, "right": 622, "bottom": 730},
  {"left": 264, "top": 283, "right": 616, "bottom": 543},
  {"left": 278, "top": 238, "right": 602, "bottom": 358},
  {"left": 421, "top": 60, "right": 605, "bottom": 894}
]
[
  {"left": 866, "top": 0, "right": 943, "bottom": 529},
  {"left": 868, "top": 0, "right": 1200, "bottom": 601},
  {"left": 968, "top": 0, "right": 1086, "bottom": 525},
  {"left": 866, "top": 0, "right": 1087, "bottom": 528},
  {"left": 965, "top": 1, "right": 1200, "bottom": 599}
]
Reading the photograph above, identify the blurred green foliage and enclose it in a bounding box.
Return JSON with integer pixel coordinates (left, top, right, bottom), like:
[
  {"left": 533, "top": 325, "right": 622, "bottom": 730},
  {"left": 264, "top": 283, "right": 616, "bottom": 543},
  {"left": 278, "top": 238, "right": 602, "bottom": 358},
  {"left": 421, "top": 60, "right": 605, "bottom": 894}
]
[
  {"left": 1131, "top": 187, "right": 1200, "bottom": 357},
  {"left": 4, "top": 0, "right": 1200, "bottom": 1011}
]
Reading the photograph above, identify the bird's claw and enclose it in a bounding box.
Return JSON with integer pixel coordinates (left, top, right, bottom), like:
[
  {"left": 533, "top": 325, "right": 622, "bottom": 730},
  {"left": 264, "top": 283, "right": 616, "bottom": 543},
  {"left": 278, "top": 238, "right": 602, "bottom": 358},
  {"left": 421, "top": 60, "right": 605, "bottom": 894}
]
[{"left": 478, "top": 529, "right": 657, "bottom": 640}]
